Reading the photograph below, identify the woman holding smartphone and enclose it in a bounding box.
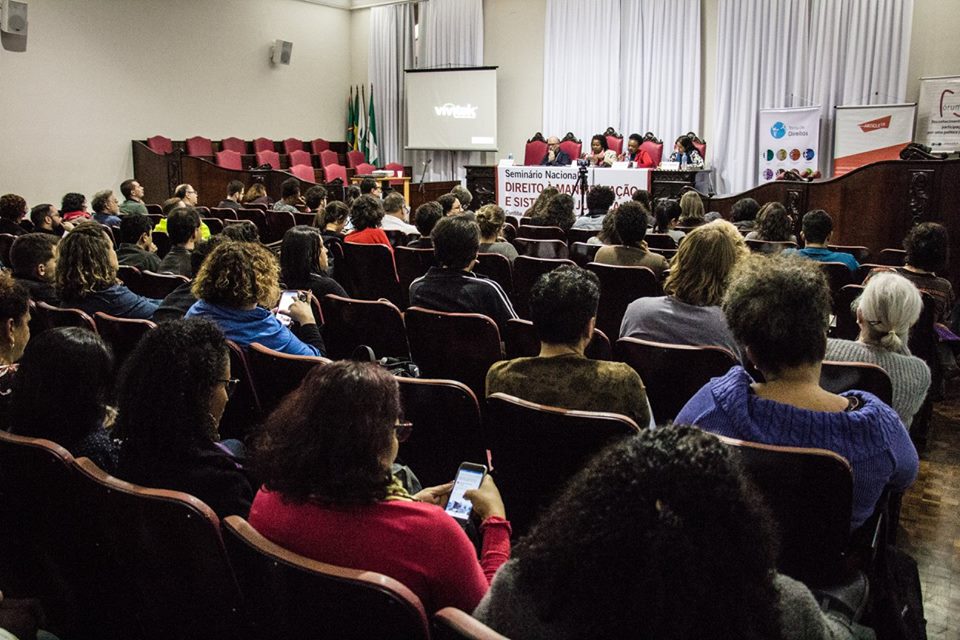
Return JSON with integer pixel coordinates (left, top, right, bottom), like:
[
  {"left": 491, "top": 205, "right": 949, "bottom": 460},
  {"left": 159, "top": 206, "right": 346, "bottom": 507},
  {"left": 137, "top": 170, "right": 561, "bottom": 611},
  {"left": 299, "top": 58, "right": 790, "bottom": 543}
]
[{"left": 250, "top": 361, "right": 511, "bottom": 613}]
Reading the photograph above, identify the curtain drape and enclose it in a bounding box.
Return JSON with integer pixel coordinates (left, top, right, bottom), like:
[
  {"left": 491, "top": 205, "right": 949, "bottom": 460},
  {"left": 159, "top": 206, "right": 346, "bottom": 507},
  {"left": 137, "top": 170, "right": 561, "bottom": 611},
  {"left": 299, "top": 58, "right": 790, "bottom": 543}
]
[
  {"left": 713, "top": 0, "right": 913, "bottom": 194},
  {"left": 542, "top": 0, "right": 621, "bottom": 148},
  {"left": 369, "top": 4, "right": 415, "bottom": 168},
  {"left": 619, "top": 0, "right": 700, "bottom": 147}
]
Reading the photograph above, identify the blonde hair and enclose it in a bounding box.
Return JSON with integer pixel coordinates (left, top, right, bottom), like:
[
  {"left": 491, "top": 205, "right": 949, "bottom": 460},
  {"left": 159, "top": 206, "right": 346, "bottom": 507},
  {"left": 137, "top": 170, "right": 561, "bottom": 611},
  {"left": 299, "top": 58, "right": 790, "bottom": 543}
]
[
  {"left": 678, "top": 191, "right": 705, "bottom": 226},
  {"left": 475, "top": 204, "right": 505, "bottom": 240},
  {"left": 243, "top": 183, "right": 268, "bottom": 203},
  {"left": 857, "top": 272, "right": 923, "bottom": 354},
  {"left": 664, "top": 220, "right": 748, "bottom": 306},
  {"left": 192, "top": 241, "right": 280, "bottom": 308}
]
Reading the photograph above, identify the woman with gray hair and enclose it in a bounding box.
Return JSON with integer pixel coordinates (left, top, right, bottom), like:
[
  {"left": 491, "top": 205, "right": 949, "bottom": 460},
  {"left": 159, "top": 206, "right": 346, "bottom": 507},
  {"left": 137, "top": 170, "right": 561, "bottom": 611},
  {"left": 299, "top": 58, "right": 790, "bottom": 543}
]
[{"left": 826, "top": 272, "right": 931, "bottom": 428}]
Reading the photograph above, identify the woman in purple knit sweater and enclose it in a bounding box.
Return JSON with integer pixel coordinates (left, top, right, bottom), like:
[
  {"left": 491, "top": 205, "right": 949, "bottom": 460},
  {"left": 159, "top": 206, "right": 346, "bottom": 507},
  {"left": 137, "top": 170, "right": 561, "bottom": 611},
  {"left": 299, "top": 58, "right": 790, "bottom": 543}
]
[{"left": 676, "top": 254, "right": 918, "bottom": 530}]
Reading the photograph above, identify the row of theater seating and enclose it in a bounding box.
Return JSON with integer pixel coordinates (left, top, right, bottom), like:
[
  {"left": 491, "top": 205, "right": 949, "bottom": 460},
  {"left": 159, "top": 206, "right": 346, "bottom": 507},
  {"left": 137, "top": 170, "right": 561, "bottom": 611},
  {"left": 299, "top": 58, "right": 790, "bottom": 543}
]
[{"left": 521, "top": 129, "right": 707, "bottom": 166}]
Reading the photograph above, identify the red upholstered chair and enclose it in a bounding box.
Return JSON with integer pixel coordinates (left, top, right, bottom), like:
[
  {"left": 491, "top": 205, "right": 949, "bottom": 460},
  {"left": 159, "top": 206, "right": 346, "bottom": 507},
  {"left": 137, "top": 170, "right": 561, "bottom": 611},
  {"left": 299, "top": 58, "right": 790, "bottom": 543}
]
[
  {"left": 355, "top": 162, "right": 377, "bottom": 175},
  {"left": 566, "top": 228, "right": 598, "bottom": 245},
  {"left": 323, "top": 163, "right": 348, "bottom": 184},
  {"left": 433, "top": 608, "right": 509, "bottom": 640},
  {"left": 395, "top": 246, "right": 437, "bottom": 305},
  {"left": 504, "top": 317, "right": 611, "bottom": 361},
  {"left": 185, "top": 136, "right": 213, "bottom": 156},
  {"left": 585, "top": 263, "right": 661, "bottom": 340},
  {"left": 237, "top": 209, "right": 269, "bottom": 238},
  {"left": 568, "top": 241, "right": 601, "bottom": 266},
  {"left": 319, "top": 149, "right": 340, "bottom": 168},
  {"left": 473, "top": 252, "right": 513, "bottom": 296},
  {"left": 146, "top": 135, "right": 173, "bottom": 155},
  {"left": 639, "top": 132, "right": 664, "bottom": 167},
  {"left": 93, "top": 312, "right": 156, "bottom": 372},
  {"left": 346, "top": 150, "right": 366, "bottom": 169},
  {"left": 246, "top": 342, "right": 329, "bottom": 415},
  {"left": 253, "top": 137, "right": 275, "bottom": 153},
  {"left": 644, "top": 233, "right": 678, "bottom": 250},
  {"left": 222, "top": 516, "right": 431, "bottom": 640},
  {"left": 684, "top": 131, "right": 707, "bottom": 159},
  {"left": 282, "top": 137, "right": 304, "bottom": 154},
  {"left": 320, "top": 294, "right": 409, "bottom": 360},
  {"left": 341, "top": 242, "right": 403, "bottom": 307},
  {"left": 524, "top": 132, "right": 548, "bottom": 166},
  {"left": 216, "top": 150, "right": 243, "bottom": 170},
  {"left": 289, "top": 149, "right": 312, "bottom": 167},
  {"left": 828, "top": 245, "right": 871, "bottom": 264},
  {"left": 604, "top": 126, "right": 624, "bottom": 155},
  {"left": 820, "top": 361, "right": 893, "bottom": 406},
  {"left": 256, "top": 150, "right": 281, "bottom": 169},
  {"left": 289, "top": 164, "right": 316, "bottom": 183},
  {"left": 220, "top": 137, "right": 246, "bottom": 154},
  {"left": 512, "top": 256, "right": 576, "bottom": 318},
  {"left": 404, "top": 307, "right": 503, "bottom": 400},
  {"left": 558, "top": 132, "right": 582, "bottom": 161},
  {"left": 515, "top": 225, "right": 565, "bottom": 241},
  {"left": 265, "top": 210, "right": 296, "bottom": 244},
  {"left": 310, "top": 138, "right": 331, "bottom": 154},
  {"left": 877, "top": 248, "right": 906, "bottom": 266},
  {"left": 384, "top": 161, "right": 406, "bottom": 187},
  {"left": 34, "top": 302, "right": 98, "bottom": 333},
  {"left": 746, "top": 239, "right": 798, "bottom": 254},
  {"left": 513, "top": 238, "right": 569, "bottom": 259}
]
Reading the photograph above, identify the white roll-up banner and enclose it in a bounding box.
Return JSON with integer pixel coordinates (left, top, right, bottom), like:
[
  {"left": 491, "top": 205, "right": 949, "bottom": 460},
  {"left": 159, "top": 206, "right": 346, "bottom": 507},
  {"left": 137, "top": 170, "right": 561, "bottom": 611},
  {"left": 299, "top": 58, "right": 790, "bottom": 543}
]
[
  {"left": 917, "top": 75, "right": 960, "bottom": 153},
  {"left": 833, "top": 104, "right": 916, "bottom": 176},
  {"left": 758, "top": 107, "right": 821, "bottom": 184}
]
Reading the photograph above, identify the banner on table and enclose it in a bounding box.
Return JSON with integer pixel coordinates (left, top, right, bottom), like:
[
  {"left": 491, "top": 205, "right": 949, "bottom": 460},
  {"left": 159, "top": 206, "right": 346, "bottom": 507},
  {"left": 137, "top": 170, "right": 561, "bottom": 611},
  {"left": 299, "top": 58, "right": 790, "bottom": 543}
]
[
  {"left": 757, "top": 107, "right": 821, "bottom": 184},
  {"left": 917, "top": 75, "right": 960, "bottom": 152},
  {"left": 833, "top": 104, "right": 916, "bottom": 176},
  {"left": 496, "top": 167, "right": 651, "bottom": 217}
]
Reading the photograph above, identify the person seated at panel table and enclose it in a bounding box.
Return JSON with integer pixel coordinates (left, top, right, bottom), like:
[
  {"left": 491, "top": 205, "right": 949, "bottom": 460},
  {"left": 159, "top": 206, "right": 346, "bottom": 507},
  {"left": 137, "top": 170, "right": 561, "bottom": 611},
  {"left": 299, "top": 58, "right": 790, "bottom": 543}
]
[
  {"left": 584, "top": 134, "right": 618, "bottom": 168},
  {"left": 540, "top": 136, "right": 571, "bottom": 166},
  {"left": 620, "top": 133, "right": 655, "bottom": 168},
  {"left": 668, "top": 135, "right": 704, "bottom": 168}
]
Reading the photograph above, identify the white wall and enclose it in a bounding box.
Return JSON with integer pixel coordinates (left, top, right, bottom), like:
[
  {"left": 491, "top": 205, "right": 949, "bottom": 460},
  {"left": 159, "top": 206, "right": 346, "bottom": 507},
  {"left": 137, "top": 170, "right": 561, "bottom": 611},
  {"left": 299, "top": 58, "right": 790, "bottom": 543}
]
[
  {"left": 906, "top": 0, "right": 960, "bottom": 105},
  {"left": 0, "top": 0, "right": 351, "bottom": 206}
]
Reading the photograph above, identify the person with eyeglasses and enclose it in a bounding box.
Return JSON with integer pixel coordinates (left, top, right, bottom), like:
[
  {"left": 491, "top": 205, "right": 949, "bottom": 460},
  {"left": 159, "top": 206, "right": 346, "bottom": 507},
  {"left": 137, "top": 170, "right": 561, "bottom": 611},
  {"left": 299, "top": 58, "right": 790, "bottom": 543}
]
[
  {"left": 114, "top": 318, "right": 254, "bottom": 519},
  {"left": 249, "top": 361, "right": 511, "bottom": 614}
]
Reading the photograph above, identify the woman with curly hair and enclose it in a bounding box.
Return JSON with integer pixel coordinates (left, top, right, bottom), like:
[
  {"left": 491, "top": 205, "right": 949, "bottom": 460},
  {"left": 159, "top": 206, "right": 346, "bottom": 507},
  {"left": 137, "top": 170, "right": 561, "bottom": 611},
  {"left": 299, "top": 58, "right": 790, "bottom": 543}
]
[
  {"left": 0, "top": 193, "right": 28, "bottom": 236},
  {"left": 620, "top": 220, "right": 747, "bottom": 360},
  {"left": 56, "top": 221, "right": 160, "bottom": 319},
  {"left": 345, "top": 194, "right": 393, "bottom": 252},
  {"left": 280, "top": 225, "right": 346, "bottom": 301},
  {"left": 522, "top": 186, "right": 558, "bottom": 219},
  {"left": 250, "top": 361, "right": 511, "bottom": 614},
  {"left": 242, "top": 182, "right": 272, "bottom": 206},
  {"left": 745, "top": 202, "right": 797, "bottom": 243},
  {"left": 531, "top": 192, "right": 576, "bottom": 232},
  {"left": 584, "top": 134, "right": 617, "bottom": 167},
  {"left": 186, "top": 240, "right": 325, "bottom": 356},
  {"left": 9, "top": 327, "right": 117, "bottom": 472},
  {"left": 888, "top": 221, "right": 954, "bottom": 323},
  {"left": 475, "top": 425, "right": 866, "bottom": 639},
  {"left": 677, "top": 254, "right": 918, "bottom": 530},
  {"left": 476, "top": 204, "right": 518, "bottom": 263},
  {"left": 115, "top": 319, "right": 253, "bottom": 519},
  {"left": 0, "top": 271, "right": 30, "bottom": 417}
]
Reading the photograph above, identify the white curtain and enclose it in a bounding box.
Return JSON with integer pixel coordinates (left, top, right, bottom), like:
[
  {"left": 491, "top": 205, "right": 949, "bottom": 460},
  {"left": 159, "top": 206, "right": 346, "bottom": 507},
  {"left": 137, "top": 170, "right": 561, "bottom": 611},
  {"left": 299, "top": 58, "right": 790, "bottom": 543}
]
[
  {"left": 619, "top": 0, "right": 700, "bottom": 146},
  {"left": 542, "top": 0, "right": 621, "bottom": 148},
  {"left": 713, "top": 0, "right": 913, "bottom": 194},
  {"left": 369, "top": 4, "right": 415, "bottom": 167},
  {"left": 414, "top": 0, "right": 484, "bottom": 181}
]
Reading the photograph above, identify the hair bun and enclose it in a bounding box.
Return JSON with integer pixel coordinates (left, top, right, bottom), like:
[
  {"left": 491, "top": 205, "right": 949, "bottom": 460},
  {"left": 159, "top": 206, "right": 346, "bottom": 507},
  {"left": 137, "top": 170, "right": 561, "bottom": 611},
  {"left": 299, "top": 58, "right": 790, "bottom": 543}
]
[{"left": 879, "top": 331, "right": 903, "bottom": 351}]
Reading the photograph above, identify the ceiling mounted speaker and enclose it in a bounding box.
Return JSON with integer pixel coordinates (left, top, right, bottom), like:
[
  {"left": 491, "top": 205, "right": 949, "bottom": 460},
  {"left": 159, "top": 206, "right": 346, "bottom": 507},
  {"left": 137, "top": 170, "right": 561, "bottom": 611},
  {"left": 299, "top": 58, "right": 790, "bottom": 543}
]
[{"left": 271, "top": 39, "right": 293, "bottom": 66}]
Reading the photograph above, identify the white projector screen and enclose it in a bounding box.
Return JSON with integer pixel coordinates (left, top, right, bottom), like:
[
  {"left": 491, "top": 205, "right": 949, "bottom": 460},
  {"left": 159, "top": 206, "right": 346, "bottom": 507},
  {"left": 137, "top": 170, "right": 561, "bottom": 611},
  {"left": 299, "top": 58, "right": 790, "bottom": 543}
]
[{"left": 405, "top": 67, "right": 498, "bottom": 151}]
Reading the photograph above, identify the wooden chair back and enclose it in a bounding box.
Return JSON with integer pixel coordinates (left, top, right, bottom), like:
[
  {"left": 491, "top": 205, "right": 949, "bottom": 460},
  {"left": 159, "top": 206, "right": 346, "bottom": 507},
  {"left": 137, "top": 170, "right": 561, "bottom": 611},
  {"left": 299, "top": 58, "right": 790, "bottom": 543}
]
[
  {"left": 513, "top": 237, "right": 569, "bottom": 259},
  {"left": 34, "top": 301, "right": 98, "bottom": 333},
  {"left": 585, "top": 263, "right": 661, "bottom": 340},
  {"left": 568, "top": 241, "right": 601, "bottom": 266},
  {"left": 474, "top": 252, "right": 513, "bottom": 296},
  {"left": 218, "top": 339, "right": 262, "bottom": 440},
  {"left": 503, "top": 318, "right": 611, "bottom": 361},
  {"left": 515, "top": 225, "right": 565, "bottom": 241},
  {"left": 832, "top": 284, "right": 864, "bottom": 340},
  {"left": 93, "top": 312, "right": 156, "bottom": 372},
  {"left": 134, "top": 271, "right": 189, "bottom": 299},
  {"left": 433, "top": 608, "right": 509, "bottom": 640},
  {"left": 820, "top": 361, "right": 894, "bottom": 406}
]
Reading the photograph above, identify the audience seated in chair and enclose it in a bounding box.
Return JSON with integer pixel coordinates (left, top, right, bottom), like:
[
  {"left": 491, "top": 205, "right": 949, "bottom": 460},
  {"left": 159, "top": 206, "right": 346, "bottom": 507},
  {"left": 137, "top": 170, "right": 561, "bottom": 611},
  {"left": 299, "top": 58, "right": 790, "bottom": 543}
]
[
  {"left": 522, "top": 187, "right": 558, "bottom": 219},
  {"left": 243, "top": 182, "right": 273, "bottom": 207},
  {"left": 879, "top": 222, "right": 955, "bottom": 325},
  {"left": 677, "top": 191, "right": 705, "bottom": 227},
  {"left": 249, "top": 361, "right": 512, "bottom": 614},
  {"left": 530, "top": 192, "right": 575, "bottom": 232},
  {"left": 381, "top": 192, "right": 418, "bottom": 235},
  {"left": 651, "top": 199, "right": 684, "bottom": 245},
  {"left": 346, "top": 194, "right": 393, "bottom": 253},
  {"left": 10, "top": 233, "right": 60, "bottom": 306},
  {"left": 571, "top": 186, "right": 615, "bottom": 232},
  {"left": 409, "top": 216, "right": 517, "bottom": 332},
  {"left": 30, "top": 202, "right": 71, "bottom": 238},
  {"left": 154, "top": 184, "right": 211, "bottom": 240},
  {"left": 451, "top": 185, "right": 474, "bottom": 212},
  {"left": 787, "top": 209, "right": 859, "bottom": 272},
  {"left": 61, "top": 192, "right": 92, "bottom": 224},
  {"left": 280, "top": 226, "right": 346, "bottom": 301},
  {"left": 8, "top": 327, "right": 118, "bottom": 472},
  {"left": 486, "top": 265, "right": 651, "bottom": 426},
  {"left": 153, "top": 236, "right": 225, "bottom": 323},
  {"left": 621, "top": 220, "right": 747, "bottom": 361},
  {"left": 116, "top": 214, "right": 161, "bottom": 273},
  {"left": 476, "top": 204, "right": 518, "bottom": 263},
  {"left": 273, "top": 177, "right": 303, "bottom": 214},
  {"left": 675, "top": 253, "right": 918, "bottom": 530},
  {"left": 0, "top": 193, "right": 29, "bottom": 237},
  {"left": 593, "top": 201, "right": 668, "bottom": 278},
  {"left": 217, "top": 180, "right": 245, "bottom": 211},
  {"left": 157, "top": 207, "right": 201, "bottom": 277},
  {"left": 115, "top": 319, "right": 254, "bottom": 519},
  {"left": 474, "top": 425, "right": 871, "bottom": 640},
  {"left": 745, "top": 202, "right": 797, "bottom": 243},
  {"left": 0, "top": 272, "right": 30, "bottom": 416},
  {"left": 186, "top": 241, "right": 325, "bottom": 356},
  {"left": 118, "top": 178, "right": 148, "bottom": 216},
  {"left": 408, "top": 202, "right": 443, "bottom": 249},
  {"left": 731, "top": 197, "right": 760, "bottom": 232},
  {"left": 437, "top": 193, "right": 465, "bottom": 219},
  {"left": 303, "top": 184, "right": 328, "bottom": 214},
  {"left": 91, "top": 189, "right": 122, "bottom": 228},
  {"left": 826, "top": 272, "right": 931, "bottom": 428},
  {"left": 56, "top": 222, "right": 160, "bottom": 320}
]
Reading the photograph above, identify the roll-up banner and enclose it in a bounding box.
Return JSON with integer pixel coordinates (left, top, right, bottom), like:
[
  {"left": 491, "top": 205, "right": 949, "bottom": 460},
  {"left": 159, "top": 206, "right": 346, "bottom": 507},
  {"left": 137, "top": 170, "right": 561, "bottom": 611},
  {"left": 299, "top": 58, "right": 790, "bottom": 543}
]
[
  {"left": 833, "top": 104, "right": 916, "bottom": 176},
  {"left": 917, "top": 75, "right": 960, "bottom": 153},
  {"left": 758, "top": 106, "right": 821, "bottom": 184}
]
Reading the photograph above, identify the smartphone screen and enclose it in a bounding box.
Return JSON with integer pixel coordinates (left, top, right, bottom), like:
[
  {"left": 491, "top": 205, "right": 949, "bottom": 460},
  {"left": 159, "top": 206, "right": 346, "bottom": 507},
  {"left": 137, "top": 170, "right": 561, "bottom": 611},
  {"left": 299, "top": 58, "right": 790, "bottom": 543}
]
[
  {"left": 445, "top": 463, "right": 486, "bottom": 521},
  {"left": 276, "top": 290, "right": 299, "bottom": 326}
]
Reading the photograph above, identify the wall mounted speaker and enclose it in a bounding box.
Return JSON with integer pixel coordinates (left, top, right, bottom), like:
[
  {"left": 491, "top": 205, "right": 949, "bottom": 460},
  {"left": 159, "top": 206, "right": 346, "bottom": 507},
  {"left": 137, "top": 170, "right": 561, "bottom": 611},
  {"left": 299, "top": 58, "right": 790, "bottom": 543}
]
[
  {"left": 1, "top": 0, "right": 27, "bottom": 34},
  {"left": 270, "top": 39, "right": 293, "bottom": 66}
]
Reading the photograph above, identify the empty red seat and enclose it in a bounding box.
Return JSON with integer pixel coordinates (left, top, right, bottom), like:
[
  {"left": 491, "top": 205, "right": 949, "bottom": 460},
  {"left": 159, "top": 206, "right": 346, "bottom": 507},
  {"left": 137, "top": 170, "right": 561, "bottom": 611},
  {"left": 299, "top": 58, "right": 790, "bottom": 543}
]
[
  {"left": 289, "top": 164, "right": 316, "bottom": 183},
  {"left": 319, "top": 149, "right": 339, "bottom": 167},
  {"left": 355, "top": 162, "right": 377, "bottom": 175},
  {"left": 346, "top": 150, "right": 365, "bottom": 169},
  {"left": 604, "top": 127, "right": 623, "bottom": 155},
  {"left": 289, "top": 149, "right": 312, "bottom": 167},
  {"left": 310, "top": 138, "right": 331, "bottom": 154},
  {"left": 253, "top": 137, "right": 275, "bottom": 153},
  {"left": 216, "top": 150, "right": 243, "bottom": 170},
  {"left": 282, "top": 137, "right": 304, "bottom": 154},
  {"left": 558, "top": 133, "right": 582, "bottom": 162},
  {"left": 324, "top": 164, "right": 347, "bottom": 184},
  {"left": 524, "top": 132, "right": 548, "bottom": 166},
  {"left": 146, "top": 135, "right": 173, "bottom": 155},
  {"left": 185, "top": 136, "right": 213, "bottom": 156},
  {"left": 639, "top": 132, "right": 664, "bottom": 166},
  {"left": 256, "top": 150, "right": 281, "bottom": 169},
  {"left": 220, "top": 137, "right": 246, "bottom": 153}
]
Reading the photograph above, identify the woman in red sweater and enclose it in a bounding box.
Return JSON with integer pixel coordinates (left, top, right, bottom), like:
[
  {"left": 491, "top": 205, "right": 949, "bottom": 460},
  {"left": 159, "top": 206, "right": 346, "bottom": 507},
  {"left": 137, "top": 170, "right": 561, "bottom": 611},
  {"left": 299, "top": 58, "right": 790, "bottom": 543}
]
[
  {"left": 249, "top": 361, "right": 511, "bottom": 613},
  {"left": 345, "top": 194, "right": 394, "bottom": 252}
]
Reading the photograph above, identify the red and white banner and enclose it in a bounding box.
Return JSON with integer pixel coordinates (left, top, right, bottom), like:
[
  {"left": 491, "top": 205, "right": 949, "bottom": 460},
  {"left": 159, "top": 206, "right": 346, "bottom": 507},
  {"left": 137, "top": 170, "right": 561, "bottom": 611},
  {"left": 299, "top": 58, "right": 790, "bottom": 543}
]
[
  {"left": 917, "top": 76, "right": 960, "bottom": 153},
  {"left": 833, "top": 104, "right": 916, "bottom": 176}
]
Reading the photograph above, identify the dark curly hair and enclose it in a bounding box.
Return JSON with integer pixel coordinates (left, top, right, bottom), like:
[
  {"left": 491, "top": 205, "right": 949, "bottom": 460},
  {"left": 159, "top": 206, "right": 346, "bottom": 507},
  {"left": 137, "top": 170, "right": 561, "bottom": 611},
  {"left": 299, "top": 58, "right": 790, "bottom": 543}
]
[
  {"left": 529, "top": 265, "right": 599, "bottom": 343},
  {"left": 755, "top": 202, "right": 794, "bottom": 242},
  {"left": 252, "top": 361, "right": 400, "bottom": 505},
  {"left": 413, "top": 201, "right": 443, "bottom": 236},
  {"left": 432, "top": 215, "right": 480, "bottom": 270},
  {"left": 115, "top": 319, "right": 228, "bottom": 472},
  {"left": 349, "top": 194, "right": 385, "bottom": 231},
  {"left": 304, "top": 185, "right": 327, "bottom": 212},
  {"left": 596, "top": 207, "right": 621, "bottom": 245},
  {"left": 9, "top": 327, "right": 113, "bottom": 451},
  {"left": 510, "top": 425, "right": 782, "bottom": 639},
  {"left": 192, "top": 240, "right": 280, "bottom": 308},
  {"left": 0, "top": 193, "right": 27, "bottom": 221},
  {"left": 904, "top": 222, "right": 949, "bottom": 272},
  {"left": 585, "top": 186, "right": 615, "bottom": 215},
  {"left": 614, "top": 200, "right": 648, "bottom": 246},
  {"left": 56, "top": 222, "right": 116, "bottom": 302},
  {"left": 653, "top": 198, "right": 681, "bottom": 233},
  {"left": 61, "top": 192, "right": 86, "bottom": 214},
  {"left": 0, "top": 270, "right": 30, "bottom": 331},
  {"left": 222, "top": 220, "right": 260, "bottom": 243},
  {"left": 723, "top": 253, "right": 830, "bottom": 374},
  {"left": 535, "top": 193, "right": 575, "bottom": 231},
  {"left": 731, "top": 197, "right": 760, "bottom": 223}
]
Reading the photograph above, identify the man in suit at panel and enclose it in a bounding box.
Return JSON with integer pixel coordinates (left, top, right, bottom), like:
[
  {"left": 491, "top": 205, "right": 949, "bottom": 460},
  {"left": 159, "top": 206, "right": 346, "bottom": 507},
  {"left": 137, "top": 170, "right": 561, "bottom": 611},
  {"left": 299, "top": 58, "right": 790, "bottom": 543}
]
[{"left": 541, "top": 136, "right": 571, "bottom": 166}]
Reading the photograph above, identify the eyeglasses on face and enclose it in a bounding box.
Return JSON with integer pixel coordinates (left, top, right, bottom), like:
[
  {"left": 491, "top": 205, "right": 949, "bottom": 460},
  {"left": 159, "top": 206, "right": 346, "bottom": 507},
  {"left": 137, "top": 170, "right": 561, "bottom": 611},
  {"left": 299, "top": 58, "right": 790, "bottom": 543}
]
[
  {"left": 394, "top": 421, "right": 413, "bottom": 443},
  {"left": 219, "top": 378, "right": 240, "bottom": 398}
]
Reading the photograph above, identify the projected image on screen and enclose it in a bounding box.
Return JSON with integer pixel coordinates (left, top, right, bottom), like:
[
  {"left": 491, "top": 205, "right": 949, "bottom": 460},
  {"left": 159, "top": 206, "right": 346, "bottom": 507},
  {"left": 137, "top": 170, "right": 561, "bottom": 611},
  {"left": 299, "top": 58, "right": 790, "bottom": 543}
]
[{"left": 405, "top": 67, "right": 498, "bottom": 152}]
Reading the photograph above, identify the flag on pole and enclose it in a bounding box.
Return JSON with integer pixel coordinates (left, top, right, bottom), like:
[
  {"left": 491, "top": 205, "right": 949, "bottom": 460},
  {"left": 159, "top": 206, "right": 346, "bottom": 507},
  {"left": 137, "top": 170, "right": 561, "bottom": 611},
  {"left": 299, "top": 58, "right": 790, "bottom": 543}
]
[
  {"left": 357, "top": 85, "right": 367, "bottom": 155},
  {"left": 352, "top": 87, "right": 361, "bottom": 151},
  {"left": 367, "top": 83, "right": 380, "bottom": 166},
  {"left": 346, "top": 86, "right": 355, "bottom": 149}
]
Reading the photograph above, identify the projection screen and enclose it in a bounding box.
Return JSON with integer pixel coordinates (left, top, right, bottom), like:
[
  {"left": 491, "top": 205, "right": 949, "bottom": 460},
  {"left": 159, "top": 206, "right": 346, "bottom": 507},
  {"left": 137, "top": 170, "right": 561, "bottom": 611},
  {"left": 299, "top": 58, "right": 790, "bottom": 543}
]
[{"left": 405, "top": 67, "right": 498, "bottom": 151}]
